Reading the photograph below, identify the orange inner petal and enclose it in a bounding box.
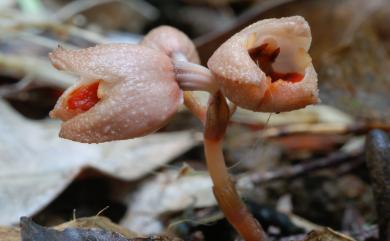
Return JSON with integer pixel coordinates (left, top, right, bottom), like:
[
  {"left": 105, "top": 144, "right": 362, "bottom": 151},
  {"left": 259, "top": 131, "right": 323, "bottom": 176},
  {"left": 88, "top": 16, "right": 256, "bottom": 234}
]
[
  {"left": 249, "top": 44, "right": 304, "bottom": 83},
  {"left": 67, "top": 81, "right": 100, "bottom": 112},
  {"left": 271, "top": 71, "right": 304, "bottom": 83}
]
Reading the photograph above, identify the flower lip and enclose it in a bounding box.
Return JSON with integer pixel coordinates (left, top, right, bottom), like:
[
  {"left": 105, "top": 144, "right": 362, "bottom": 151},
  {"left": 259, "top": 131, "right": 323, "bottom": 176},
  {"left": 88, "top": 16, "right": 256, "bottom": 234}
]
[
  {"left": 49, "top": 78, "right": 103, "bottom": 122},
  {"left": 66, "top": 81, "right": 100, "bottom": 111},
  {"left": 248, "top": 43, "right": 305, "bottom": 83}
]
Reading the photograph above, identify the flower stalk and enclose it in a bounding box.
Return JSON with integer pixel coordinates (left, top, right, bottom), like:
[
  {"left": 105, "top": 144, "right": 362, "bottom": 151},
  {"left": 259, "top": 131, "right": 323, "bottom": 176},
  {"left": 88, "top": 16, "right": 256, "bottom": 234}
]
[
  {"left": 204, "top": 91, "right": 267, "bottom": 241},
  {"left": 172, "top": 52, "right": 217, "bottom": 124},
  {"left": 173, "top": 53, "right": 267, "bottom": 240}
]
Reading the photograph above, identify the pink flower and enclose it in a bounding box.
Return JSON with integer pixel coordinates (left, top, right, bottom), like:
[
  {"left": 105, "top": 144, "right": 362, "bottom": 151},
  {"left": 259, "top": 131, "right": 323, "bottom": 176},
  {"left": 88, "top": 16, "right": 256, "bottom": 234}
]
[
  {"left": 207, "top": 16, "right": 319, "bottom": 112},
  {"left": 49, "top": 44, "right": 182, "bottom": 143}
]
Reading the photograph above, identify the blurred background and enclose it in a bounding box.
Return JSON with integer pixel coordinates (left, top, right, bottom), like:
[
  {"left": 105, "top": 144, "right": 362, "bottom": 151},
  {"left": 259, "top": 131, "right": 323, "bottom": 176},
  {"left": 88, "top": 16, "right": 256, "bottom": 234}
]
[{"left": 0, "top": 0, "right": 389, "bottom": 241}]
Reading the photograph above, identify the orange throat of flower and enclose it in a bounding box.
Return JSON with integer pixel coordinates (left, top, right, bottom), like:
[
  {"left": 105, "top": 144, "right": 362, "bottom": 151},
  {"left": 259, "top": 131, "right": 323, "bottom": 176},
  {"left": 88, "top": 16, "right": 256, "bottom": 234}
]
[
  {"left": 249, "top": 43, "right": 304, "bottom": 83},
  {"left": 66, "top": 81, "right": 101, "bottom": 112}
]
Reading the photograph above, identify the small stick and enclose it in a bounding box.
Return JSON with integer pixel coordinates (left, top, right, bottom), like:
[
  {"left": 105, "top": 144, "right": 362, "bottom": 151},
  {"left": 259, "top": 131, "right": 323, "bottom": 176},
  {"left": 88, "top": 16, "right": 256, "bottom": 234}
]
[
  {"left": 365, "top": 130, "right": 390, "bottom": 241},
  {"left": 0, "top": 75, "right": 33, "bottom": 97},
  {"left": 245, "top": 147, "right": 363, "bottom": 184},
  {"left": 173, "top": 53, "right": 265, "bottom": 240},
  {"left": 55, "top": 0, "right": 158, "bottom": 22},
  {"left": 204, "top": 91, "right": 267, "bottom": 241},
  {"left": 278, "top": 225, "right": 378, "bottom": 241},
  {"left": 0, "top": 53, "right": 75, "bottom": 88},
  {"left": 260, "top": 122, "right": 390, "bottom": 139},
  {"left": 4, "top": 21, "right": 108, "bottom": 44}
]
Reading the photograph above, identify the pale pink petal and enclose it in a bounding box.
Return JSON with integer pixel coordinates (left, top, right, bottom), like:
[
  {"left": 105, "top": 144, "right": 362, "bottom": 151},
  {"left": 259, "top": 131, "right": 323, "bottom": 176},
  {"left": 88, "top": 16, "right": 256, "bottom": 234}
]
[{"left": 256, "top": 64, "right": 318, "bottom": 112}]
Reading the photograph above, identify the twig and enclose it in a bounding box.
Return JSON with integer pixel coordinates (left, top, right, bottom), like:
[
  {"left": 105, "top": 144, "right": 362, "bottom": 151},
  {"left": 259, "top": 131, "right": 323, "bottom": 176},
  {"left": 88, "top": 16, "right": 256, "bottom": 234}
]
[
  {"left": 277, "top": 225, "right": 378, "bottom": 241},
  {"left": 242, "top": 145, "right": 363, "bottom": 185},
  {"left": 365, "top": 130, "right": 390, "bottom": 241},
  {"left": 55, "top": 0, "right": 121, "bottom": 21},
  {"left": 8, "top": 21, "right": 108, "bottom": 44},
  {"left": 1, "top": 9, "right": 108, "bottom": 44},
  {"left": 0, "top": 53, "right": 75, "bottom": 88},
  {"left": 55, "top": 0, "right": 158, "bottom": 22},
  {"left": 0, "top": 31, "right": 76, "bottom": 50},
  {"left": 260, "top": 122, "right": 390, "bottom": 139},
  {"left": 0, "top": 75, "right": 33, "bottom": 97},
  {"left": 194, "top": 0, "right": 296, "bottom": 63}
]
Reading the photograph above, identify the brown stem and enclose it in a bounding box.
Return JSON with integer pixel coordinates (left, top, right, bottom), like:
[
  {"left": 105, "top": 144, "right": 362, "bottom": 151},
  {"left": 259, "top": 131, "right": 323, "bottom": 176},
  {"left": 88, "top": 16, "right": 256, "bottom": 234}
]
[
  {"left": 171, "top": 52, "right": 267, "bottom": 240},
  {"left": 204, "top": 91, "right": 267, "bottom": 241}
]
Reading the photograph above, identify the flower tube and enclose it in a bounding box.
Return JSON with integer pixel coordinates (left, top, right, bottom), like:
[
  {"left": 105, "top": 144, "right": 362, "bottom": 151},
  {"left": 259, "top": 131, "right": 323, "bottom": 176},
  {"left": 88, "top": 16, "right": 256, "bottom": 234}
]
[
  {"left": 49, "top": 44, "right": 182, "bottom": 143},
  {"left": 208, "top": 16, "right": 319, "bottom": 112}
]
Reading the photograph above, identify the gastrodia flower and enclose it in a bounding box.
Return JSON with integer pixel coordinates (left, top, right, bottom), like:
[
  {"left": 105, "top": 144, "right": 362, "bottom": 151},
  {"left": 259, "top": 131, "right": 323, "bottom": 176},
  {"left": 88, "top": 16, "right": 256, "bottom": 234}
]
[
  {"left": 207, "top": 16, "right": 319, "bottom": 112},
  {"left": 49, "top": 44, "right": 182, "bottom": 143}
]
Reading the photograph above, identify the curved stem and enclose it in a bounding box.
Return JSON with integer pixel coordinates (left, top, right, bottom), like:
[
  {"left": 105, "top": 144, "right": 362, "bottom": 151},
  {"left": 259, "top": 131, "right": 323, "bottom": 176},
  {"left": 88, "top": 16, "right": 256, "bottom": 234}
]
[
  {"left": 204, "top": 91, "right": 268, "bottom": 241},
  {"left": 171, "top": 52, "right": 210, "bottom": 124},
  {"left": 172, "top": 52, "right": 219, "bottom": 94},
  {"left": 172, "top": 51, "right": 267, "bottom": 240}
]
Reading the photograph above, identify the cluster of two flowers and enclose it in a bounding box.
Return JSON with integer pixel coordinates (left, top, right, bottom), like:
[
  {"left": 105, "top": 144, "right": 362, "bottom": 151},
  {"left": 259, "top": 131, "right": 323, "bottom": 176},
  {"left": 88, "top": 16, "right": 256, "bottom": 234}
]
[
  {"left": 49, "top": 16, "right": 318, "bottom": 144},
  {"left": 48, "top": 16, "right": 319, "bottom": 241}
]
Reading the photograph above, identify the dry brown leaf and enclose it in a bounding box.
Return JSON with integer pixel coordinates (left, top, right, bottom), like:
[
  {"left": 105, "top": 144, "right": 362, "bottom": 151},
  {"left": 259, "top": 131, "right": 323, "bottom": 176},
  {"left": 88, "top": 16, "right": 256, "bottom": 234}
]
[
  {"left": 301, "top": 228, "right": 356, "bottom": 241},
  {"left": 0, "top": 100, "right": 201, "bottom": 225},
  {"left": 17, "top": 216, "right": 181, "bottom": 241},
  {"left": 121, "top": 170, "right": 216, "bottom": 235},
  {"left": 0, "top": 226, "right": 20, "bottom": 241},
  {"left": 0, "top": 216, "right": 138, "bottom": 241},
  {"left": 55, "top": 216, "right": 138, "bottom": 238},
  {"left": 231, "top": 105, "right": 353, "bottom": 126}
]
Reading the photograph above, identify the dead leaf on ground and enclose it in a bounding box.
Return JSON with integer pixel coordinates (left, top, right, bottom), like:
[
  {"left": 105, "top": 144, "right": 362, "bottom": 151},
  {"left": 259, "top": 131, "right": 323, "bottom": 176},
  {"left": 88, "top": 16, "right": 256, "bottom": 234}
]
[
  {"left": 0, "top": 226, "right": 20, "bottom": 241},
  {"left": 1, "top": 216, "right": 139, "bottom": 241},
  {"left": 0, "top": 99, "right": 201, "bottom": 225},
  {"left": 121, "top": 170, "right": 216, "bottom": 235},
  {"left": 231, "top": 105, "right": 353, "bottom": 126},
  {"left": 20, "top": 217, "right": 181, "bottom": 241},
  {"left": 54, "top": 216, "right": 139, "bottom": 238},
  {"left": 301, "top": 228, "right": 356, "bottom": 241}
]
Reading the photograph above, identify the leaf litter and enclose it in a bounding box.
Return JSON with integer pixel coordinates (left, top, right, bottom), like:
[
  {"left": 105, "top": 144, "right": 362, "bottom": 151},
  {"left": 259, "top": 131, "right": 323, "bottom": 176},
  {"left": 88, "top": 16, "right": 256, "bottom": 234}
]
[
  {"left": 0, "top": 0, "right": 389, "bottom": 240},
  {"left": 0, "top": 99, "right": 201, "bottom": 225},
  {"left": 121, "top": 169, "right": 216, "bottom": 235}
]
